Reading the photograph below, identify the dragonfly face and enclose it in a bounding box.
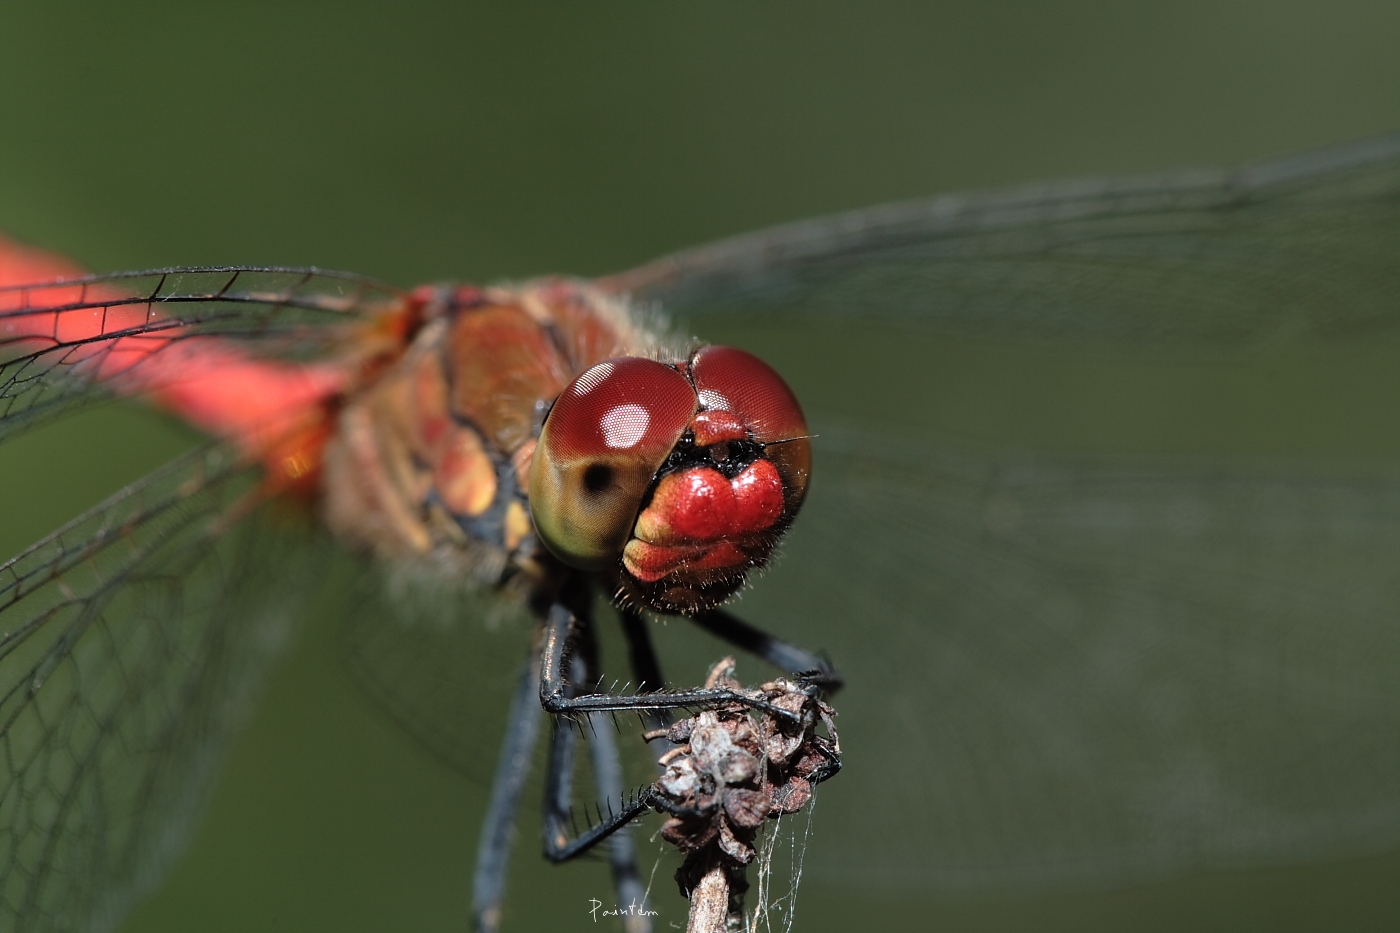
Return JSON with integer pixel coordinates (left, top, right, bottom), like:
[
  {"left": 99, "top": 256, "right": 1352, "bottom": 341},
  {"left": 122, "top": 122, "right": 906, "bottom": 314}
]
[{"left": 531, "top": 346, "right": 810, "bottom": 613}]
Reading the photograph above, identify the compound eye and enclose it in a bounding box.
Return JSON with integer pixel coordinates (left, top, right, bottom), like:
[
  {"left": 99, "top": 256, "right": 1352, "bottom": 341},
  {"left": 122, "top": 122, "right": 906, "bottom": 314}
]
[
  {"left": 691, "top": 346, "right": 811, "bottom": 507},
  {"left": 529, "top": 357, "right": 696, "bottom": 570}
]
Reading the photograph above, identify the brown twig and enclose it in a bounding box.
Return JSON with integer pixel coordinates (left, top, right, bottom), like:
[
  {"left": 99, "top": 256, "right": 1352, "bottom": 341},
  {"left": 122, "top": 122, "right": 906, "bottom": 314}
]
[{"left": 686, "top": 856, "right": 730, "bottom": 933}]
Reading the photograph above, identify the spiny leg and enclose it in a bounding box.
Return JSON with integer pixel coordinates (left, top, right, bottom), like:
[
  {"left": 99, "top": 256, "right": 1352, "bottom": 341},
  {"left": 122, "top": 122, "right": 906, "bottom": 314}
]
[
  {"left": 539, "top": 604, "right": 807, "bottom": 722},
  {"left": 541, "top": 602, "right": 653, "bottom": 932},
  {"left": 618, "top": 605, "right": 665, "bottom": 693},
  {"left": 587, "top": 714, "right": 652, "bottom": 933},
  {"left": 537, "top": 610, "right": 663, "bottom": 864},
  {"left": 472, "top": 654, "right": 545, "bottom": 933},
  {"left": 598, "top": 605, "right": 680, "bottom": 927},
  {"left": 535, "top": 604, "right": 843, "bottom": 864},
  {"left": 542, "top": 652, "right": 586, "bottom": 859},
  {"left": 618, "top": 605, "right": 673, "bottom": 745},
  {"left": 691, "top": 608, "right": 843, "bottom": 693}
]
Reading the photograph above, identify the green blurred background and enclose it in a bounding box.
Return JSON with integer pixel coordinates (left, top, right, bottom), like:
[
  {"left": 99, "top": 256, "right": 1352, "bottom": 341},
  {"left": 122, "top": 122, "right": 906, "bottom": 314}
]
[{"left": 2, "top": 2, "right": 1399, "bottom": 931}]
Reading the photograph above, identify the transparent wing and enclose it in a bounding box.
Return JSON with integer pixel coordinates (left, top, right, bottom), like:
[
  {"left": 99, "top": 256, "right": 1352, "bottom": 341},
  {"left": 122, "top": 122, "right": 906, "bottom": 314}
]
[
  {"left": 342, "top": 578, "right": 663, "bottom": 802},
  {"left": 591, "top": 135, "right": 1400, "bottom": 889},
  {"left": 339, "top": 564, "right": 538, "bottom": 786},
  {"left": 0, "top": 266, "right": 410, "bottom": 441},
  {"left": 736, "top": 421, "right": 1400, "bottom": 891},
  {"left": 0, "top": 444, "right": 330, "bottom": 932},
  {"left": 603, "top": 134, "right": 1400, "bottom": 347}
]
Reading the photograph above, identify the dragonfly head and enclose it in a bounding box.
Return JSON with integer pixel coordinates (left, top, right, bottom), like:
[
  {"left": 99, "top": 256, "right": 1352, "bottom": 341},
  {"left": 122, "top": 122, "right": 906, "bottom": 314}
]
[{"left": 528, "top": 346, "right": 810, "bottom": 614}]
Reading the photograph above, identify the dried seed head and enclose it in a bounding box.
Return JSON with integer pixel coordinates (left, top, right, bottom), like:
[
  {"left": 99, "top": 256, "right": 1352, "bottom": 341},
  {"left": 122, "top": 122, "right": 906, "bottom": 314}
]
[{"left": 647, "top": 657, "right": 842, "bottom": 925}]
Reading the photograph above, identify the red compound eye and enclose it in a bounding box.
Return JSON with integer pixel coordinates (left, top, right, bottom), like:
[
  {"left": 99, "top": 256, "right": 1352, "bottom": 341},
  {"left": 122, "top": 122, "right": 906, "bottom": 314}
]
[
  {"left": 691, "top": 345, "right": 810, "bottom": 507},
  {"left": 529, "top": 357, "right": 696, "bottom": 570}
]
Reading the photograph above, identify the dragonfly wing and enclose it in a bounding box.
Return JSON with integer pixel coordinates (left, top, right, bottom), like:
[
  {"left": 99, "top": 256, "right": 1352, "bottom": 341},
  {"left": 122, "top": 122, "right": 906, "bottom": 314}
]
[
  {"left": 342, "top": 585, "right": 663, "bottom": 798},
  {"left": 339, "top": 561, "right": 538, "bottom": 786},
  {"left": 593, "top": 136, "right": 1400, "bottom": 889},
  {"left": 0, "top": 260, "right": 411, "bottom": 443},
  {"left": 0, "top": 444, "right": 329, "bottom": 931},
  {"left": 735, "top": 421, "right": 1400, "bottom": 891},
  {"left": 603, "top": 134, "right": 1400, "bottom": 347}
]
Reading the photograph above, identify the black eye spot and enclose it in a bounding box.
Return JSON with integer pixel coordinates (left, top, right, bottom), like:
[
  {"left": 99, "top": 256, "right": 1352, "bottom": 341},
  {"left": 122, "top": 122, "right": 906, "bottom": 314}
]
[{"left": 582, "top": 463, "right": 613, "bottom": 494}]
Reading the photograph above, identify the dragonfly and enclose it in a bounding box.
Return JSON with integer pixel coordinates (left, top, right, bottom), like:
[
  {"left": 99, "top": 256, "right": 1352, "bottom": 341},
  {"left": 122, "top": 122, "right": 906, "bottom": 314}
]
[{"left": 2, "top": 132, "right": 1400, "bottom": 933}]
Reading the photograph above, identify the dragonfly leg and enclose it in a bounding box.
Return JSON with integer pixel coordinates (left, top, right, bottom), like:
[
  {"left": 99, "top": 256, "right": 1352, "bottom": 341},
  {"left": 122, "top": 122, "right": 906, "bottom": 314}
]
[
  {"left": 690, "top": 608, "right": 843, "bottom": 693},
  {"left": 471, "top": 654, "right": 544, "bottom": 933},
  {"left": 540, "top": 609, "right": 655, "bottom": 932},
  {"left": 539, "top": 625, "right": 660, "bottom": 865},
  {"left": 618, "top": 605, "right": 665, "bottom": 694},
  {"left": 586, "top": 714, "right": 654, "bottom": 933},
  {"left": 538, "top": 604, "right": 806, "bottom": 723},
  {"left": 618, "top": 606, "right": 674, "bottom": 743},
  {"left": 541, "top": 640, "right": 587, "bottom": 859},
  {"left": 538, "top": 602, "right": 842, "bottom": 877}
]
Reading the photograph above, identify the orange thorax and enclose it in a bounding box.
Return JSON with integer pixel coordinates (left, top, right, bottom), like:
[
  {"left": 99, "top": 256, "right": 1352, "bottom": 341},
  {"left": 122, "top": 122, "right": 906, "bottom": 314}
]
[{"left": 321, "top": 280, "right": 653, "bottom": 573}]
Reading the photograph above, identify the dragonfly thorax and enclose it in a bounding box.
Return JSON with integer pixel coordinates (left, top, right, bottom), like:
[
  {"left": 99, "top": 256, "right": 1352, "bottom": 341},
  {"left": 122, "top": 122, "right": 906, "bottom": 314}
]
[
  {"left": 320, "top": 280, "right": 653, "bottom": 583},
  {"left": 322, "top": 282, "right": 811, "bottom": 616}
]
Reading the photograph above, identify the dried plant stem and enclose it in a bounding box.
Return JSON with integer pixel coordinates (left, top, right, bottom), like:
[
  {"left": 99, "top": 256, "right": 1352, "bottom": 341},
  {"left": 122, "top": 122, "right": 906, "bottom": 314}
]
[{"left": 686, "top": 859, "right": 730, "bottom": 933}]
